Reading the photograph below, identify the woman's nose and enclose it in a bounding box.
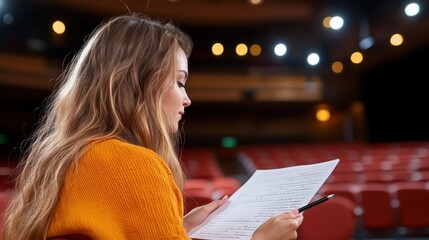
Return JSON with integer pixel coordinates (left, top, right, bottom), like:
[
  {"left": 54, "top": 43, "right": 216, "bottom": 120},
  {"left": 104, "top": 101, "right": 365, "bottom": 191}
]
[{"left": 184, "top": 94, "right": 191, "bottom": 107}]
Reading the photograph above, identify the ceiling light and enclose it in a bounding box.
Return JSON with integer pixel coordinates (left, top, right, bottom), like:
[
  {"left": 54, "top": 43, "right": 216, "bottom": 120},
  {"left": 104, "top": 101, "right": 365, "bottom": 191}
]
[
  {"left": 390, "top": 34, "right": 403, "bottom": 46},
  {"left": 248, "top": 0, "right": 263, "bottom": 6},
  {"left": 274, "top": 43, "right": 287, "bottom": 56},
  {"left": 329, "top": 16, "right": 344, "bottom": 30},
  {"left": 405, "top": 3, "right": 420, "bottom": 16},
  {"left": 307, "top": 53, "right": 320, "bottom": 66}
]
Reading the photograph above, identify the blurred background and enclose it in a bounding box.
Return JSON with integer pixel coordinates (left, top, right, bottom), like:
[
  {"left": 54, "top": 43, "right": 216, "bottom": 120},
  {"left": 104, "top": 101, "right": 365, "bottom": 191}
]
[
  {"left": 1, "top": 0, "right": 429, "bottom": 154},
  {"left": 0, "top": 0, "right": 429, "bottom": 239}
]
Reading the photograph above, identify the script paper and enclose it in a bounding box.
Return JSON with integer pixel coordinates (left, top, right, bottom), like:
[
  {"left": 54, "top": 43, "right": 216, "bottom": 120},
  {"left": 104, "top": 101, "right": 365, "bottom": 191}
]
[{"left": 188, "top": 159, "right": 339, "bottom": 240}]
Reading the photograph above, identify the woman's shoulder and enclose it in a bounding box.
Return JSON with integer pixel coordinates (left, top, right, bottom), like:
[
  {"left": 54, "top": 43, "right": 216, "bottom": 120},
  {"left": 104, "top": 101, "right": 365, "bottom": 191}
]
[
  {"left": 91, "top": 138, "right": 156, "bottom": 155},
  {"left": 83, "top": 138, "right": 164, "bottom": 168}
]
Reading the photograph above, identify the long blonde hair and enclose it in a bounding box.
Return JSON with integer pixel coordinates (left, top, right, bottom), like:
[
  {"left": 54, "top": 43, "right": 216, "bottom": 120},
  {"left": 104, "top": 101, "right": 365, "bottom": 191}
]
[{"left": 3, "top": 13, "right": 193, "bottom": 240}]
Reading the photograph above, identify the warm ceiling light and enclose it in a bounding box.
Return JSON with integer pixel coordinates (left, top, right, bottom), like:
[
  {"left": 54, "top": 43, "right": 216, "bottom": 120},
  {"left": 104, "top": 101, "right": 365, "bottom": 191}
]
[
  {"left": 316, "top": 109, "right": 331, "bottom": 122},
  {"left": 235, "top": 43, "right": 248, "bottom": 56},
  {"left": 322, "top": 16, "right": 331, "bottom": 28},
  {"left": 350, "top": 52, "right": 363, "bottom": 64},
  {"left": 331, "top": 61, "right": 343, "bottom": 73},
  {"left": 249, "top": 44, "right": 261, "bottom": 56},
  {"left": 390, "top": 33, "right": 403, "bottom": 46},
  {"left": 212, "top": 42, "right": 224, "bottom": 56},
  {"left": 52, "top": 20, "right": 66, "bottom": 34},
  {"left": 248, "top": 0, "right": 263, "bottom": 5}
]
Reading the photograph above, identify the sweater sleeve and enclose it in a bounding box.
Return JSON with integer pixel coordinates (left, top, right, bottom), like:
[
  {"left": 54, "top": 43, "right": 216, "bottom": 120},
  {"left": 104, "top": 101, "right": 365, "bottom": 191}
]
[{"left": 48, "top": 139, "right": 190, "bottom": 240}]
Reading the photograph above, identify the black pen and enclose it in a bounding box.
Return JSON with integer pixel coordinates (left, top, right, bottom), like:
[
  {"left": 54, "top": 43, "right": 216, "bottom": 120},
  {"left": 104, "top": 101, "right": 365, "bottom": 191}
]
[{"left": 298, "top": 194, "right": 335, "bottom": 213}]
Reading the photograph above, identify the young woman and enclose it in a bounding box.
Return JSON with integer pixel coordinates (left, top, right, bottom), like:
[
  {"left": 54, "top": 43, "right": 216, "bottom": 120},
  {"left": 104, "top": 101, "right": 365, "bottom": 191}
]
[{"left": 3, "top": 13, "right": 303, "bottom": 239}]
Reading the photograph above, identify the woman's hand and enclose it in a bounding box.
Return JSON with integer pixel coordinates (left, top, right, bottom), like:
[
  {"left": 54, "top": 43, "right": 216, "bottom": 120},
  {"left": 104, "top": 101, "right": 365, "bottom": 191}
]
[
  {"left": 183, "top": 195, "right": 229, "bottom": 232},
  {"left": 251, "top": 209, "right": 304, "bottom": 240}
]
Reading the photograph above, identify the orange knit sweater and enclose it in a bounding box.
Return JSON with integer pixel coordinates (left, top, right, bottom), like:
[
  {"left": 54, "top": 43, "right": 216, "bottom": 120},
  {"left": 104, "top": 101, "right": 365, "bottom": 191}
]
[{"left": 48, "top": 139, "right": 190, "bottom": 239}]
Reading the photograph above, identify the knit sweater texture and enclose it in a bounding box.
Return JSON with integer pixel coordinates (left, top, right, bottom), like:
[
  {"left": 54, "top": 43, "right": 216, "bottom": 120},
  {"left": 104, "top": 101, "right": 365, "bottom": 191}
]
[{"left": 47, "top": 138, "right": 190, "bottom": 239}]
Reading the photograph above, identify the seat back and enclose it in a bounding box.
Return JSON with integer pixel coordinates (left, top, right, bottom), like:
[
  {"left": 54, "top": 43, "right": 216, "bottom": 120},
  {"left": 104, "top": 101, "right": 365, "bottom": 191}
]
[
  {"left": 318, "top": 183, "right": 360, "bottom": 205},
  {"left": 392, "top": 182, "right": 429, "bottom": 228},
  {"left": 298, "top": 195, "right": 357, "bottom": 240},
  {"left": 360, "top": 183, "right": 396, "bottom": 229}
]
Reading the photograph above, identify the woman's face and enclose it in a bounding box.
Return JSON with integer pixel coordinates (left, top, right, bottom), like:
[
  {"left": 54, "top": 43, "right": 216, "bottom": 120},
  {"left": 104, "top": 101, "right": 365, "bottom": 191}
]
[{"left": 162, "top": 47, "right": 191, "bottom": 132}]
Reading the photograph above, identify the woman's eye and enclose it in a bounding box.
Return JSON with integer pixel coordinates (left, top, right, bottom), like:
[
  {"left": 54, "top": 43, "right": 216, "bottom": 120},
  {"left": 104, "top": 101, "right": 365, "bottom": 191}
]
[{"left": 177, "top": 81, "right": 186, "bottom": 88}]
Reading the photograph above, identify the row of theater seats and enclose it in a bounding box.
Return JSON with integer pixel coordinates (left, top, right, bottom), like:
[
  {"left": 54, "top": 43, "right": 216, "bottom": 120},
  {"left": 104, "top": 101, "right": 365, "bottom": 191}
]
[
  {"left": 0, "top": 141, "right": 428, "bottom": 239},
  {"left": 181, "top": 142, "right": 429, "bottom": 238},
  {"left": 180, "top": 147, "right": 361, "bottom": 239},
  {"left": 237, "top": 141, "right": 429, "bottom": 238},
  {"left": 318, "top": 182, "right": 429, "bottom": 238},
  {"left": 179, "top": 148, "right": 243, "bottom": 214},
  {"left": 237, "top": 142, "right": 429, "bottom": 186},
  {"left": 183, "top": 177, "right": 241, "bottom": 214}
]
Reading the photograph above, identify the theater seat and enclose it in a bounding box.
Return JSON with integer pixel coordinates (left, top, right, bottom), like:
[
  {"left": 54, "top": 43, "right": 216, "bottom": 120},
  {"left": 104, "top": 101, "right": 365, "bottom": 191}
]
[
  {"left": 359, "top": 183, "right": 397, "bottom": 237},
  {"left": 392, "top": 182, "right": 429, "bottom": 232},
  {"left": 298, "top": 195, "right": 357, "bottom": 240}
]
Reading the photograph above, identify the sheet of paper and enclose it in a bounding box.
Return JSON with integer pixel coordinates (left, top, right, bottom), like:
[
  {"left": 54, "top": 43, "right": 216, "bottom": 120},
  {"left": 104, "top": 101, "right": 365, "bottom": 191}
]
[{"left": 188, "top": 159, "right": 339, "bottom": 240}]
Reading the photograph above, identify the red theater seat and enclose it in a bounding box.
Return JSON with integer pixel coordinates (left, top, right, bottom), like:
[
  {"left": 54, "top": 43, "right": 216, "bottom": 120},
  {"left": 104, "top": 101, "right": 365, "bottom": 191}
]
[{"left": 298, "top": 195, "right": 357, "bottom": 240}]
